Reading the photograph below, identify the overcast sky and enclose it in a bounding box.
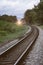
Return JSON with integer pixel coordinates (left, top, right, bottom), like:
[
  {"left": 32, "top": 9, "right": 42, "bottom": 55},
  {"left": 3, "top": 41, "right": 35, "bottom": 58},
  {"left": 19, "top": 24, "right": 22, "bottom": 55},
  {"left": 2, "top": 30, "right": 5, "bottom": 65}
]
[{"left": 0, "top": 0, "right": 40, "bottom": 19}]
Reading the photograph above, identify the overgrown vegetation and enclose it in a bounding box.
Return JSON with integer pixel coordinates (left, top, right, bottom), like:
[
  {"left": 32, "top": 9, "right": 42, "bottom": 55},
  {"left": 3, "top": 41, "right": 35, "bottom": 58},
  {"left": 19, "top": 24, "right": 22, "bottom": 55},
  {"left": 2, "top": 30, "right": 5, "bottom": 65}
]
[
  {"left": 39, "top": 26, "right": 43, "bottom": 29},
  {"left": 24, "top": 0, "right": 43, "bottom": 25},
  {"left": 0, "top": 15, "right": 17, "bottom": 22},
  {"left": 0, "top": 20, "right": 28, "bottom": 43}
]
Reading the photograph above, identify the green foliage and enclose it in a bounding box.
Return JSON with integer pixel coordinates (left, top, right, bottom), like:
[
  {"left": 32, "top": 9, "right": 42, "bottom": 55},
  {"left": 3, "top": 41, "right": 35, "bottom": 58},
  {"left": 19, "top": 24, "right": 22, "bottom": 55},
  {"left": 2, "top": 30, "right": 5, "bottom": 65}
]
[
  {"left": 0, "top": 15, "right": 17, "bottom": 22},
  {"left": 24, "top": 1, "right": 43, "bottom": 25},
  {"left": 0, "top": 21, "right": 15, "bottom": 32},
  {"left": 0, "top": 31, "right": 8, "bottom": 36},
  {"left": 0, "top": 20, "right": 28, "bottom": 43},
  {"left": 37, "top": 2, "right": 43, "bottom": 24},
  {"left": 24, "top": 10, "right": 32, "bottom": 24}
]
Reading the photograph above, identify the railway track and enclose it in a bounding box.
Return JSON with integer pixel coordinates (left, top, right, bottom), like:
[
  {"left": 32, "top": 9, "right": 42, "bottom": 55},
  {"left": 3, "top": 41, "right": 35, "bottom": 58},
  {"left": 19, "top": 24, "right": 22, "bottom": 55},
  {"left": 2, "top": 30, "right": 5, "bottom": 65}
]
[{"left": 0, "top": 26, "right": 39, "bottom": 65}]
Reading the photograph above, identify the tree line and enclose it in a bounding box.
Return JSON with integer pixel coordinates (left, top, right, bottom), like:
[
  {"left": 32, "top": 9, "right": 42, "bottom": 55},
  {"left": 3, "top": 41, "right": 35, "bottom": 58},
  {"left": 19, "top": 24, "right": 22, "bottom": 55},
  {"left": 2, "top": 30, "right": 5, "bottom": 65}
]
[
  {"left": 0, "top": 15, "right": 17, "bottom": 22},
  {"left": 24, "top": 0, "right": 43, "bottom": 25}
]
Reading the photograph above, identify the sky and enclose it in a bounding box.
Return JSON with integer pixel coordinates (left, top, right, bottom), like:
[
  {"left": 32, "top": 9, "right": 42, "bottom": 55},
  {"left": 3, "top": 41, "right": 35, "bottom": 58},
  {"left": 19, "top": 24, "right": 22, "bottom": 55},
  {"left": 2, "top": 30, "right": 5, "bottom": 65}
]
[{"left": 0, "top": 0, "right": 40, "bottom": 19}]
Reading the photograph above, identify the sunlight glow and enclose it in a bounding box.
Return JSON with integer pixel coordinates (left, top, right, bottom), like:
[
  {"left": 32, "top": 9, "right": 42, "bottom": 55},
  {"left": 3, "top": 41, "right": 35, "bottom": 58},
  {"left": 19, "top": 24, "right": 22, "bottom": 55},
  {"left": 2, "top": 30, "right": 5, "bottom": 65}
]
[{"left": 16, "top": 20, "right": 22, "bottom": 26}]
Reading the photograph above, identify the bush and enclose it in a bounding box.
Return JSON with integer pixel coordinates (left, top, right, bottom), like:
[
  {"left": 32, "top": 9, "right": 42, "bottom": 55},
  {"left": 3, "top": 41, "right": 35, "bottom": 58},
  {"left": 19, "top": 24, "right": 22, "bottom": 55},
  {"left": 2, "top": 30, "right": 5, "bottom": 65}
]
[{"left": 0, "top": 31, "right": 7, "bottom": 36}]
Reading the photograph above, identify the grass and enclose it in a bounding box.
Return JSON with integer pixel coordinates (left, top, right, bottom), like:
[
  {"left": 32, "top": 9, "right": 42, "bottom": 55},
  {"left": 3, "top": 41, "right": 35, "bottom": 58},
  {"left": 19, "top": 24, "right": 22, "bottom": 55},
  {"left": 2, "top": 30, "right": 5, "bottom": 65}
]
[
  {"left": 0, "top": 20, "right": 29, "bottom": 43},
  {"left": 39, "top": 25, "right": 43, "bottom": 29}
]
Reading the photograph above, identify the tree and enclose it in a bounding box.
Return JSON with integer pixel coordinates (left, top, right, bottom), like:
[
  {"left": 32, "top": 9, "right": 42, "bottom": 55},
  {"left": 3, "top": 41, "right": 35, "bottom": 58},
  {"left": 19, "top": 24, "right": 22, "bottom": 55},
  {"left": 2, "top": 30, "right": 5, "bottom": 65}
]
[
  {"left": 24, "top": 10, "right": 32, "bottom": 24},
  {"left": 24, "top": 1, "right": 43, "bottom": 25},
  {"left": 0, "top": 14, "right": 17, "bottom": 22},
  {"left": 34, "top": 2, "right": 43, "bottom": 25}
]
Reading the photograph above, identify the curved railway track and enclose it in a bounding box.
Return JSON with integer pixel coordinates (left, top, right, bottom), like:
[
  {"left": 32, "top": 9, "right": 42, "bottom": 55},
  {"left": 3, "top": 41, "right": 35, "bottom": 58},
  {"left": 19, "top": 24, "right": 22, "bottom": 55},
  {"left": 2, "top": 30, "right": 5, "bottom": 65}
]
[{"left": 0, "top": 26, "right": 39, "bottom": 65}]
